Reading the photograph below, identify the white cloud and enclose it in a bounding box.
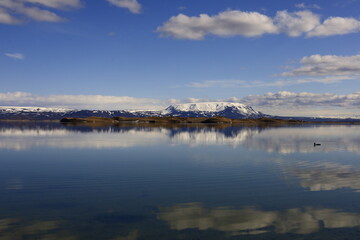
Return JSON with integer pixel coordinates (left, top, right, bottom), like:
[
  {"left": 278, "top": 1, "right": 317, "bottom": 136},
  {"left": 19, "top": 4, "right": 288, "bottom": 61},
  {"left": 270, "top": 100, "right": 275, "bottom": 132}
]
[
  {"left": 0, "top": 7, "right": 21, "bottom": 24},
  {"left": 1, "top": 91, "right": 360, "bottom": 117},
  {"left": 307, "top": 17, "right": 360, "bottom": 37},
  {"left": 184, "top": 75, "right": 357, "bottom": 89},
  {"left": 295, "top": 3, "right": 321, "bottom": 9},
  {"left": 186, "top": 80, "right": 247, "bottom": 88},
  {"left": 241, "top": 91, "right": 360, "bottom": 109},
  {"left": 274, "top": 54, "right": 360, "bottom": 89},
  {"left": 0, "top": 92, "right": 215, "bottom": 110},
  {"left": 0, "top": 0, "right": 82, "bottom": 24},
  {"left": 4, "top": 53, "right": 25, "bottom": 60},
  {"left": 264, "top": 76, "right": 358, "bottom": 87},
  {"left": 156, "top": 10, "right": 279, "bottom": 40},
  {"left": 157, "top": 9, "right": 360, "bottom": 39},
  {"left": 236, "top": 91, "right": 360, "bottom": 117},
  {"left": 282, "top": 54, "right": 360, "bottom": 77},
  {"left": 107, "top": 0, "right": 142, "bottom": 14},
  {"left": 274, "top": 10, "right": 320, "bottom": 37},
  {"left": 20, "top": 6, "right": 65, "bottom": 22},
  {"left": 0, "top": 92, "right": 164, "bottom": 110},
  {"left": 23, "top": 0, "right": 82, "bottom": 10}
]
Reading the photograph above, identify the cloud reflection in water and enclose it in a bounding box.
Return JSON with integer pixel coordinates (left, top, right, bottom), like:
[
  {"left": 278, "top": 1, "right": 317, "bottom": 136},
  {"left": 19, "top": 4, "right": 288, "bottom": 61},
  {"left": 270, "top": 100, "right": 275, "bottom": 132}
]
[
  {"left": 158, "top": 203, "right": 360, "bottom": 236},
  {"left": 0, "top": 218, "right": 76, "bottom": 240},
  {"left": 0, "top": 124, "right": 359, "bottom": 155},
  {"left": 281, "top": 162, "right": 360, "bottom": 192}
]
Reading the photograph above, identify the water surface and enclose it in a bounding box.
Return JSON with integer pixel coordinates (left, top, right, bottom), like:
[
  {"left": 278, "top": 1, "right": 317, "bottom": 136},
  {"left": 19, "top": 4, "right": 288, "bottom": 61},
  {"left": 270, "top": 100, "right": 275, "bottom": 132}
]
[{"left": 1, "top": 122, "right": 360, "bottom": 239}]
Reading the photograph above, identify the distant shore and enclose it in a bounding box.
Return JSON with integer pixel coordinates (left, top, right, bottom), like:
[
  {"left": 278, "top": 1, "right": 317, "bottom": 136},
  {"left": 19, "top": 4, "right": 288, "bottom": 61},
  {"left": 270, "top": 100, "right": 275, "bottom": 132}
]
[
  {"left": 58, "top": 116, "right": 360, "bottom": 126},
  {"left": 1, "top": 116, "right": 359, "bottom": 126}
]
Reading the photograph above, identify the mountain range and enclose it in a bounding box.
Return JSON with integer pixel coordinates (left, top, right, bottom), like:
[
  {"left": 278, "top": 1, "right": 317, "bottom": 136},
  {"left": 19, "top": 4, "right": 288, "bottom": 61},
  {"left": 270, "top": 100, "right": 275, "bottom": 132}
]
[
  {"left": 0, "top": 102, "right": 358, "bottom": 121},
  {"left": 0, "top": 102, "right": 265, "bottom": 120}
]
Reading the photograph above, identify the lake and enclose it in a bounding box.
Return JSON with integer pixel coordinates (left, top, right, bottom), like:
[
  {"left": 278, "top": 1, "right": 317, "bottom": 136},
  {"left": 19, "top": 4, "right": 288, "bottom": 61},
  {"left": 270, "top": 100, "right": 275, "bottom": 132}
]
[{"left": 1, "top": 122, "right": 360, "bottom": 240}]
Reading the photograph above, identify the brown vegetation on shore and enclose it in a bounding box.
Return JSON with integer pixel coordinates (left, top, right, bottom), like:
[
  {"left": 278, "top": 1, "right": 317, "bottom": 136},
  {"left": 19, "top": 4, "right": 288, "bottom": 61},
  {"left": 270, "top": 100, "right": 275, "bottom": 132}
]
[{"left": 60, "top": 116, "right": 307, "bottom": 127}]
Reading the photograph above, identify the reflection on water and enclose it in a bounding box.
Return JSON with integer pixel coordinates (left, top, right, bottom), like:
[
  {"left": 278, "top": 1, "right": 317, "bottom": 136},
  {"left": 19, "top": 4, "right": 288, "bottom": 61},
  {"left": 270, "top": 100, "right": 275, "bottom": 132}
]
[
  {"left": 0, "top": 125, "right": 170, "bottom": 150},
  {"left": 1, "top": 122, "right": 360, "bottom": 154},
  {"left": 0, "top": 218, "right": 76, "bottom": 240},
  {"left": 244, "top": 126, "right": 360, "bottom": 154},
  {"left": 1, "top": 122, "right": 360, "bottom": 239},
  {"left": 281, "top": 161, "right": 360, "bottom": 192},
  {"left": 158, "top": 202, "right": 360, "bottom": 235},
  {"left": 0, "top": 123, "right": 261, "bottom": 150},
  {"left": 112, "top": 230, "right": 139, "bottom": 240}
]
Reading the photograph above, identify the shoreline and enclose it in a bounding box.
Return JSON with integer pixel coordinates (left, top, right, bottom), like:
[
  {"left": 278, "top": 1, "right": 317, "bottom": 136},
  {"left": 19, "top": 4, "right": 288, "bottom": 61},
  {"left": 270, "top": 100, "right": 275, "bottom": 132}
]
[
  {"left": 1, "top": 117, "right": 359, "bottom": 126},
  {"left": 59, "top": 116, "right": 360, "bottom": 126}
]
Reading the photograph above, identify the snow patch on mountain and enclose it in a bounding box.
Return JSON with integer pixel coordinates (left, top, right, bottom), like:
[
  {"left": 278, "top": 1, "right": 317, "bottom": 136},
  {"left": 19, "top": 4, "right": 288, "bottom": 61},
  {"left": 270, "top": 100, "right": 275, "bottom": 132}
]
[
  {"left": 166, "top": 102, "right": 253, "bottom": 113},
  {"left": 162, "top": 102, "right": 264, "bottom": 118},
  {"left": 0, "top": 106, "right": 73, "bottom": 113},
  {"left": 0, "top": 102, "right": 266, "bottom": 119}
]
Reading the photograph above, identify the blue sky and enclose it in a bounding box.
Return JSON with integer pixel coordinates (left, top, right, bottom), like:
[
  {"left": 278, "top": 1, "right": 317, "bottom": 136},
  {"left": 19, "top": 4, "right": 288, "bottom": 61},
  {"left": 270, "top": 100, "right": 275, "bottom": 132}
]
[{"left": 1, "top": 0, "right": 360, "bottom": 116}]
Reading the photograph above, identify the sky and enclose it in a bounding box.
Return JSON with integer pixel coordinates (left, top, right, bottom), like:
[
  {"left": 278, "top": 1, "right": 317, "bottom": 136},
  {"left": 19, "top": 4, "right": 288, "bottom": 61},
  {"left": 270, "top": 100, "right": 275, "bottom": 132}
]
[{"left": 1, "top": 0, "right": 360, "bottom": 117}]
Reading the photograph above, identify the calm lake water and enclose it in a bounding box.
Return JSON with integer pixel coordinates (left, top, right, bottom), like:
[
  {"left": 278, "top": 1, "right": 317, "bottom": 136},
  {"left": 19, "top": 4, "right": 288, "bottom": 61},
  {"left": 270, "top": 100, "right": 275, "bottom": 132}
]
[{"left": 1, "top": 122, "right": 360, "bottom": 240}]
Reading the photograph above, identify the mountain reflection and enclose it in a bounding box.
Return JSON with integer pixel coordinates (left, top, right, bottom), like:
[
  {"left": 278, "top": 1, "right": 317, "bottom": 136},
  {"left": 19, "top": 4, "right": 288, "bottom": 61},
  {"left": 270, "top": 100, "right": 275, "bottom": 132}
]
[
  {"left": 0, "top": 123, "right": 360, "bottom": 154},
  {"left": 0, "top": 123, "right": 260, "bottom": 150},
  {"left": 158, "top": 203, "right": 360, "bottom": 235}
]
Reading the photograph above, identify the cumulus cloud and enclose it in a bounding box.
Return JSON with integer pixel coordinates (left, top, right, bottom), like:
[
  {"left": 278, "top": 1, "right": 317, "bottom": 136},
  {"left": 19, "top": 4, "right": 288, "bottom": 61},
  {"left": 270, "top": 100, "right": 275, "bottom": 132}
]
[
  {"left": 107, "top": 0, "right": 142, "bottom": 14},
  {"left": 157, "top": 9, "right": 360, "bottom": 39},
  {"left": 236, "top": 91, "right": 360, "bottom": 117},
  {"left": 274, "top": 10, "right": 320, "bottom": 37},
  {"left": 156, "top": 10, "right": 279, "bottom": 40},
  {"left": 4, "top": 53, "right": 25, "bottom": 60},
  {"left": 282, "top": 54, "right": 360, "bottom": 77},
  {"left": 241, "top": 91, "right": 360, "bottom": 109},
  {"left": 0, "top": 0, "right": 82, "bottom": 24},
  {"left": 274, "top": 54, "right": 360, "bottom": 90},
  {"left": 308, "top": 17, "right": 360, "bottom": 37}
]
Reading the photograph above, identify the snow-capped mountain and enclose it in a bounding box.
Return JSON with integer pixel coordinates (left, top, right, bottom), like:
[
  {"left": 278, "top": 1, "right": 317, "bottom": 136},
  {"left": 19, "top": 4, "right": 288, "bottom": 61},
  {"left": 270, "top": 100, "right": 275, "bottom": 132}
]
[
  {"left": 0, "top": 107, "right": 72, "bottom": 113},
  {"left": 1, "top": 103, "right": 360, "bottom": 121},
  {"left": 0, "top": 106, "right": 140, "bottom": 120},
  {"left": 0, "top": 107, "right": 73, "bottom": 120},
  {"left": 0, "top": 102, "right": 265, "bottom": 120},
  {"left": 162, "top": 102, "right": 265, "bottom": 118}
]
